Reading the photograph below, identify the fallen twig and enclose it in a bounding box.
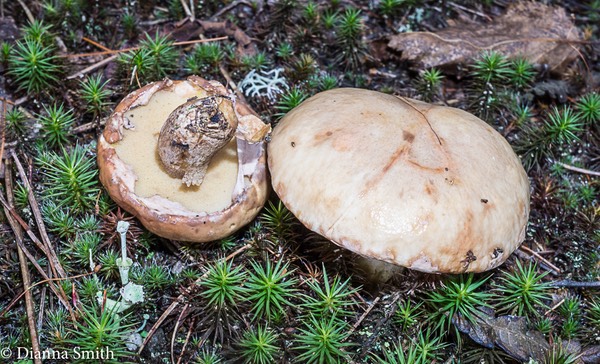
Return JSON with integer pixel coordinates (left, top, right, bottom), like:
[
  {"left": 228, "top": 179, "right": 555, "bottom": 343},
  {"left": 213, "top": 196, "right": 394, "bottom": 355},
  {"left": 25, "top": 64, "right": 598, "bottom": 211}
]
[
  {"left": 37, "top": 287, "right": 47, "bottom": 335},
  {"left": 219, "top": 64, "right": 248, "bottom": 104},
  {"left": 64, "top": 37, "right": 229, "bottom": 59},
  {"left": 0, "top": 98, "right": 7, "bottom": 175},
  {"left": 66, "top": 55, "right": 118, "bottom": 80},
  {"left": 71, "top": 121, "right": 98, "bottom": 134},
  {"left": 179, "top": 0, "right": 194, "bottom": 20},
  {"left": 350, "top": 296, "right": 381, "bottom": 334},
  {"left": 14, "top": 96, "right": 28, "bottom": 107},
  {"left": 357, "top": 293, "right": 401, "bottom": 359},
  {"left": 549, "top": 280, "right": 600, "bottom": 288},
  {"left": 519, "top": 245, "right": 562, "bottom": 274},
  {"left": 65, "top": 37, "right": 228, "bottom": 79},
  {"left": 81, "top": 36, "right": 111, "bottom": 52},
  {"left": 448, "top": 1, "right": 493, "bottom": 21},
  {"left": 138, "top": 18, "right": 172, "bottom": 27},
  {"left": 212, "top": 0, "right": 254, "bottom": 19},
  {"left": 544, "top": 297, "right": 565, "bottom": 316},
  {"left": 171, "top": 303, "right": 189, "bottom": 364},
  {"left": 514, "top": 249, "right": 558, "bottom": 276},
  {"left": 137, "top": 296, "right": 182, "bottom": 355},
  {"left": 556, "top": 162, "right": 600, "bottom": 177},
  {"left": 225, "top": 242, "right": 252, "bottom": 261},
  {"left": 0, "top": 193, "right": 64, "bottom": 280},
  {"left": 176, "top": 316, "right": 196, "bottom": 364}
]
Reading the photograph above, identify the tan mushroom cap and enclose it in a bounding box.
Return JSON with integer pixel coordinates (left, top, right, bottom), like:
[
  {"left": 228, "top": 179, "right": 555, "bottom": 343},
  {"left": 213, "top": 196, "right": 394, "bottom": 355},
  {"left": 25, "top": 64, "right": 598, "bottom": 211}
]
[
  {"left": 268, "top": 88, "right": 529, "bottom": 273},
  {"left": 98, "top": 76, "right": 270, "bottom": 242}
]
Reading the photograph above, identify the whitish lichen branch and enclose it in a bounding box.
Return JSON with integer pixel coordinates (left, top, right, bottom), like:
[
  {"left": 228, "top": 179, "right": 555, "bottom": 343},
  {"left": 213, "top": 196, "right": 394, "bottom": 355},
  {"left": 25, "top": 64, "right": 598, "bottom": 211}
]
[{"left": 238, "top": 68, "right": 289, "bottom": 101}]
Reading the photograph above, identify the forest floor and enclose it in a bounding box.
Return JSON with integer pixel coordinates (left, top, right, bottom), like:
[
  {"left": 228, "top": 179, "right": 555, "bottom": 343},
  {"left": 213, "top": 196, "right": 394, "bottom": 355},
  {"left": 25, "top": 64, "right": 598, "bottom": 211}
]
[{"left": 0, "top": 1, "right": 599, "bottom": 363}]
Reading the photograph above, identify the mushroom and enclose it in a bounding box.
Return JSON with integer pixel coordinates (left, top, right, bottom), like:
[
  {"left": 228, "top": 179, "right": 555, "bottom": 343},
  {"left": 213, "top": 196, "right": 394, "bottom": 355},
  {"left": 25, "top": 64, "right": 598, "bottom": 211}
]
[
  {"left": 268, "top": 88, "right": 529, "bottom": 274},
  {"left": 98, "top": 76, "right": 270, "bottom": 242}
]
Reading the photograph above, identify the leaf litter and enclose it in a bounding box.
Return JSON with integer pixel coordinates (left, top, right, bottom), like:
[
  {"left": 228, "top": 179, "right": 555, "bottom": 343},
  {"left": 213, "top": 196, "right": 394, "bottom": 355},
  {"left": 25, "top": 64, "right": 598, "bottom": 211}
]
[
  {"left": 453, "top": 307, "right": 600, "bottom": 363},
  {"left": 388, "top": 2, "right": 583, "bottom": 73}
]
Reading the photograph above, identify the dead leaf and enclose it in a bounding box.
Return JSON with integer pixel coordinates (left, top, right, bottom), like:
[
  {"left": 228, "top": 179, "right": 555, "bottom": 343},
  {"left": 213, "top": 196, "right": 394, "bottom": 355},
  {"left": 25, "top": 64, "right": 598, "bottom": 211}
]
[
  {"left": 388, "top": 2, "right": 582, "bottom": 73},
  {"left": 563, "top": 340, "right": 582, "bottom": 357},
  {"left": 581, "top": 345, "right": 600, "bottom": 364},
  {"left": 453, "top": 308, "right": 549, "bottom": 362},
  {"left": 162, "top": 19, "right": 258, "bottom": 58},
  {"left": 198, "top": 20, "right": 258, "bottom": 57}
]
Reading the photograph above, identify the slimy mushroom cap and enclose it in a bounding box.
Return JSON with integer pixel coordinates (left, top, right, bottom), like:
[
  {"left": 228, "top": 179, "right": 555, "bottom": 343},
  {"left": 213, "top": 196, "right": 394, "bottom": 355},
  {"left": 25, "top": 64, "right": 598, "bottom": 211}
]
[{"left": 268, "top": 88, "right": 530, "bottom": 273}]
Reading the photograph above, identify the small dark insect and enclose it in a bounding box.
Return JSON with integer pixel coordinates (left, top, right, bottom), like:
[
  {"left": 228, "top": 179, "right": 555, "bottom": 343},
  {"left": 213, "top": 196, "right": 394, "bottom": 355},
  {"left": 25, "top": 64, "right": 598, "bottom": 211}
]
[{"left": 492, "top": 248, "right": 504, "bottom": 259}]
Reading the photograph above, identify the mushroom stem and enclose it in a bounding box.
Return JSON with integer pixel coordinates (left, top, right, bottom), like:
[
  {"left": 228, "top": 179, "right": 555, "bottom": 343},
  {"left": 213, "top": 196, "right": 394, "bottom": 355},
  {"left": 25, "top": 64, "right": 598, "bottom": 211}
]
[
  {"left": 157, "top": 95, "right": 238, "bottom": 186},
  {"left": 117, "top": 220, "right": 130, "bottom": 260},
  {"left": 116, "top": 220, "right": 132, "bottom": 285}
]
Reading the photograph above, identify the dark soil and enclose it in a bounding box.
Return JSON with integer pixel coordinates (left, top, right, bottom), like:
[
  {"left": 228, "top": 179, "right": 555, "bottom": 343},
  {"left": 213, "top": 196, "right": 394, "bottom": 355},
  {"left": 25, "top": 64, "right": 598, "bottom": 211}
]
[{"left": 0, "top": 1, "right": 598, "bottom": 363}]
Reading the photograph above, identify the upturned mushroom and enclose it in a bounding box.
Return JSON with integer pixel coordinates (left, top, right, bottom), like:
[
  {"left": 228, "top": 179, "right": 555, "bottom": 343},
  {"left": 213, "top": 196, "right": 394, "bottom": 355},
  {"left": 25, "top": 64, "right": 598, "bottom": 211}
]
[
  {"left": 98, "top": 76, "right": 270, "bottom": 242},
  {"left": 268, "top": 88, "right": 529, "bottom": 274}
]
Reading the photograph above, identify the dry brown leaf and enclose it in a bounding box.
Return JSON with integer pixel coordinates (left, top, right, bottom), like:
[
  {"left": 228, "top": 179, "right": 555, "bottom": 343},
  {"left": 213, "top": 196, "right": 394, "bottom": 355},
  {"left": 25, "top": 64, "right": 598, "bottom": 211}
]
[
  {"left": 453, "top": 308, "right": 549, "bottom": 362},
  {"left": 388, "top": 2, "right": 582, "bottom": 73},
  {"left": 581, "top": 345, "right": 600, "bottom": 364}
]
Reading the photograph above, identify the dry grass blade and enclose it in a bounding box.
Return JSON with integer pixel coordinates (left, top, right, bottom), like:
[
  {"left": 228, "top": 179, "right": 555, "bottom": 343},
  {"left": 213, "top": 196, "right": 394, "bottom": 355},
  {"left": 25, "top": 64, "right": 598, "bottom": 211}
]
[
  {"left": 0, "top": 184, "right": 75, "bottom": 320},
  {"left": 12, "top": 150, "right": 67, "bottom": 279},
  {"left": 15, "top": 0, "right": 34, "bottom": 23},
  {"left": 4, "top": 159, "right": 42, "bottom": 364},
  {"left": 171, "top": 303, "right": 190, "bottom": 364},
  {"left": 66, "top": 37, "right": 228, "bottom": 79}
]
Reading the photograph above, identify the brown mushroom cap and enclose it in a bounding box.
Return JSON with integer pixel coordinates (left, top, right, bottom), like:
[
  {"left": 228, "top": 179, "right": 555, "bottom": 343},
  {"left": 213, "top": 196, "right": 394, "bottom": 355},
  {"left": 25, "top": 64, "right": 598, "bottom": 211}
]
[
  {"left": 268, "top": 88, "right": 530, "bottom": 273},
  {"left": 98, "top": 76, "right": 270, "bottom": 242}
]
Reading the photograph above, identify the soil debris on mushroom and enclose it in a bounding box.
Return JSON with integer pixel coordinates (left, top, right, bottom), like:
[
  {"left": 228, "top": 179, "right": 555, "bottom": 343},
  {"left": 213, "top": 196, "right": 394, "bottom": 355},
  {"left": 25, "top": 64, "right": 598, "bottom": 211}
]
[{"left": 158, "top": 95, "right": 238, "bottom": 187}]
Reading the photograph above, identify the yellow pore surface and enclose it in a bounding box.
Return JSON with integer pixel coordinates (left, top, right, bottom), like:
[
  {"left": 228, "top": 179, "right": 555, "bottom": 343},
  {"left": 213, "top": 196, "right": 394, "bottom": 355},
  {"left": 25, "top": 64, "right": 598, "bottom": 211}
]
[{"left": 113, "top": 87, "right": 239, "bottom": 213}]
